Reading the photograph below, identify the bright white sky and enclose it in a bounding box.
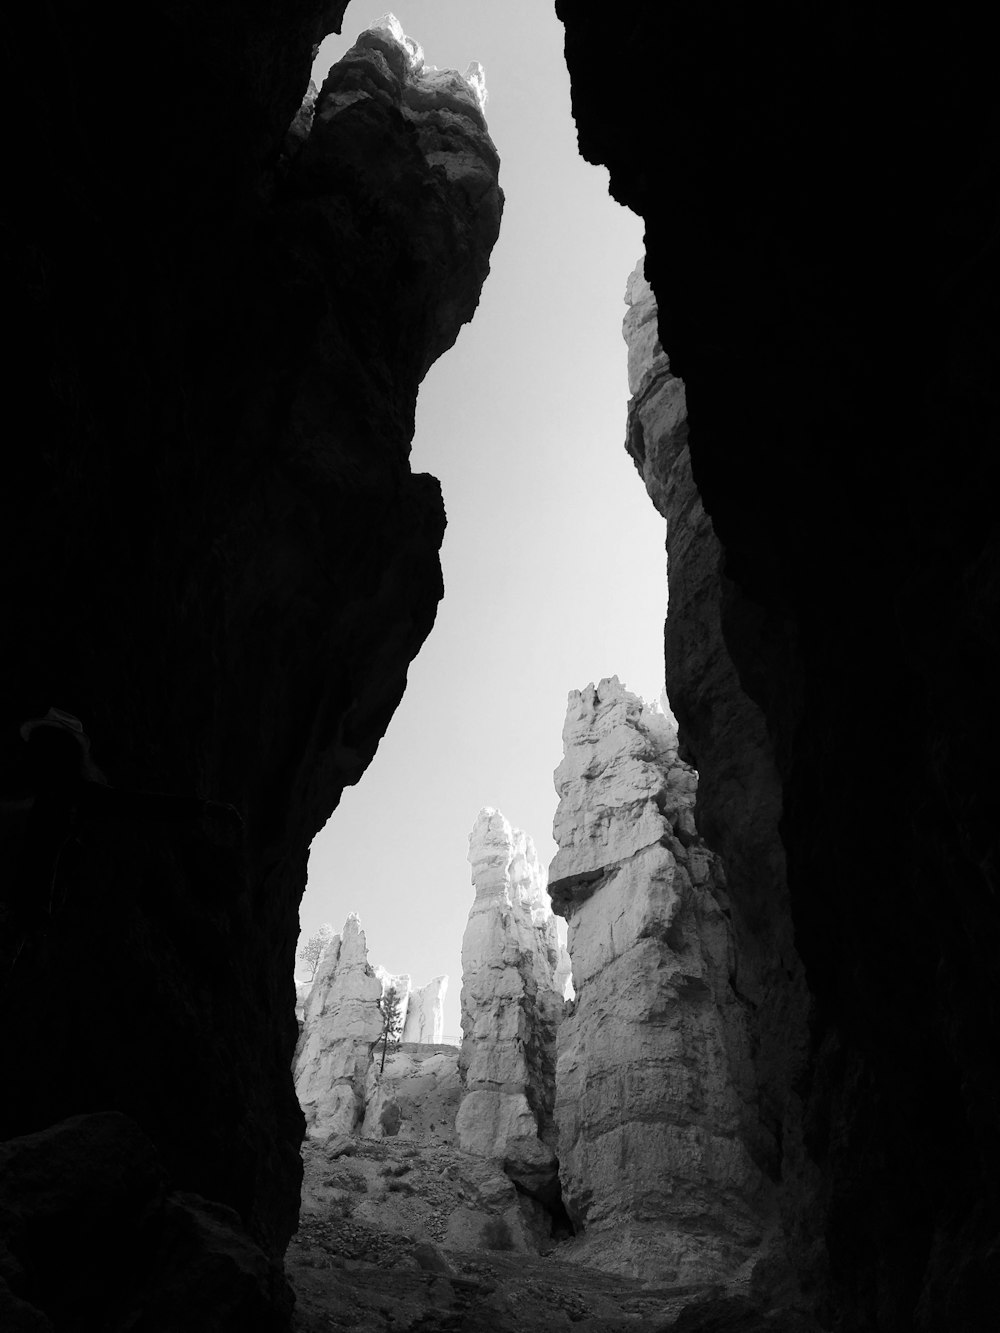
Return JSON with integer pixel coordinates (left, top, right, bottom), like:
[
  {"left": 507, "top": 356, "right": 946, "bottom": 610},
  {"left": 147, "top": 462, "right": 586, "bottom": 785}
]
[{"left": 300, "top": 2, "right": 664, "bottom": 1039}]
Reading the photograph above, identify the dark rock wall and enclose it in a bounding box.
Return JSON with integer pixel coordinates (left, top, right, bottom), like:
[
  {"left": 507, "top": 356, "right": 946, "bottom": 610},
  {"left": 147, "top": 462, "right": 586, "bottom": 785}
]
[
  {"left": 1, "top": 5, "right": 500, "bottom": 1328},
  {"left": 560, "top": 4, "right": 999, "bottom": 1328}
]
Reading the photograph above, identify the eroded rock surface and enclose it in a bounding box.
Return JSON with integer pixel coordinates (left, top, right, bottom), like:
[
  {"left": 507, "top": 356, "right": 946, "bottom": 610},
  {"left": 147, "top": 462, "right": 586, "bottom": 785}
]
[
  {"left": 402, "top": 975, "right": 448, "bottom": 1045},
  {"left": 456, "top": 809, "right": 569, "bottom": 1201},
  {"left": 549, "top": 678, "right": 769, "bottom": 1284},
  {"left": 294, "top": 915, "right": 383, "bottom": 1140},
  {"left": 1, "top": 7, "right": 501, "bottom": 1328}
]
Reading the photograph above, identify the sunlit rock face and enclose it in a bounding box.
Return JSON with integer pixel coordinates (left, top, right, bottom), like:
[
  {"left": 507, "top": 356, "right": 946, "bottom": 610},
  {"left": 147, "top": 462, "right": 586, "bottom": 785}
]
[
  {"left": 1, "top": 5, "right": 501, "bottom": 1328},
  {"left": 374, "top": 964, "right": 413, "bottom": 1032},
  {"left": 294, "top": 916, "right": 383, "bottom": 1139},
  {"left": 457, "top": 808, "right": 570, "bottom": 1201},
  {"left": 549, "top": 678, "right": 770, "bottom": 1283},
  {"left": 402, "top": 975, "right": 448, "bottom": 1044},
  {"left": 560, "top": 5, "right": 999, "bottom": 1325}
]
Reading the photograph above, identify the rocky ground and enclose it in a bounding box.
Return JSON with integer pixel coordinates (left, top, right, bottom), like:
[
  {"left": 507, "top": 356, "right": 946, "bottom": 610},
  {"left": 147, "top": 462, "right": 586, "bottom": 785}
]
[{"left": 285, "top": 1049, "right": 804, "bottom": 1332}]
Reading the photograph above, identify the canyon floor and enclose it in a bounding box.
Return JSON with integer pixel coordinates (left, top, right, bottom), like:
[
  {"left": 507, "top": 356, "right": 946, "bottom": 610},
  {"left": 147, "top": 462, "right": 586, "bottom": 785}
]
[
  {"left": 286, "top": 1047, "right": 794, "bottom": 1333},
  {"left": 287, "top": 1135, "right": 731, "bottom": 1332}
]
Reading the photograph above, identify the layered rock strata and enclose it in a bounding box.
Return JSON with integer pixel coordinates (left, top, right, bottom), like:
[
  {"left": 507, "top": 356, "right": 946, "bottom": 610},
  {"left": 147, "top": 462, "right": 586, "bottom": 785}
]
[
  {"left": 560, "top": 7, "right": 999, "bottom": 1325},
  {"left": 549, "top": 678, "right": 769, "bottom": 1282},
  {"left": 456, "top": 808, "right": 570, "bottom": 1201},
  {"left": 293, "top": 915, "right": 383, "bottom": 1139},
  {"left": 1, "top": 8, "right": 501, "bottom": 1329}
]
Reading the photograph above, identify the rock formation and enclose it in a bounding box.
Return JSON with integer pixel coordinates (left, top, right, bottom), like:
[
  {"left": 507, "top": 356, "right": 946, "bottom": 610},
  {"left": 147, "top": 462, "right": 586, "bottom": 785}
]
[
  {"left": 560, "top": 6, "right": 999, "bottom": 1325},
  {"left": 456, "top": 808, "right": 569, "bottom": 1202},
  {"left": 374, "top": 965, "right": 413, "bottom": 1034},
  {"left": 623, "top": 258, "right": 809, "bottom": 1234},
  {"left": 402, "top": 975, "right": 448, "bottom": 1045},
  {"left": 294, "top": 915, "right": 383, "bottom": 1140},
  {"left": 0, "top": 7, "right": 501, "bottom": 1327},
  {"left": 549, "top": 678, "right": 768, "bottom": 1283}
]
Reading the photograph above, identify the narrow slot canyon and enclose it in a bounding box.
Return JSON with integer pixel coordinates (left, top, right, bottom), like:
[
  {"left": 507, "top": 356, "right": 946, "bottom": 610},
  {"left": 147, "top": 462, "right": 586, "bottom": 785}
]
[{"left": 1, "top": 4, "right": 997, "bottom": 1333}]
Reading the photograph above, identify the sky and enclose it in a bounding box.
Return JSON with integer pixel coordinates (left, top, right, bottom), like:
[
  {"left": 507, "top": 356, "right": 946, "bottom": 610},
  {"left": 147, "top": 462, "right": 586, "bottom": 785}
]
[{"left": 300, "top": 2, "right": 663, "bottom": 1039}]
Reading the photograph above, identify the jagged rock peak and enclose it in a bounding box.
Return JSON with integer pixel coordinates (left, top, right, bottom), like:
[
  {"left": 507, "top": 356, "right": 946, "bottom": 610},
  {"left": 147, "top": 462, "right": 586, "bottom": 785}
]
[
  {"left": 286, "top": 10, "right": 504, "bottom": 387},
  {"left": 468, "top": 807, "right": 550, "bottom": 918},
  {"left": 315, "top": 13, "right": 492, "bottom": 133},
  {"left": 293, "top": 913, "right": 383, "bottom": 1139},
  {"left": 548, "top": 676, "right": 695, "bottom": 915}
]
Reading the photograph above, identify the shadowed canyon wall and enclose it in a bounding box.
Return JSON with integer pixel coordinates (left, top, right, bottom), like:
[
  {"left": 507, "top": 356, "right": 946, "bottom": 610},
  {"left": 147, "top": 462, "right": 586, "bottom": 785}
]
[
  {"left": 560, "top": 4, "right": 999, "bottom": 1328},
  {"left": 0, "top": 8, "right": 501, "bottom": 1329}
]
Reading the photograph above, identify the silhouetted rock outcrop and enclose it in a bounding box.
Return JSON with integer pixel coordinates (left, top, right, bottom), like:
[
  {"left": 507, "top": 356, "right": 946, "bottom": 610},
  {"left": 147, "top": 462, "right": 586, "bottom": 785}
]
[
  {"left": 0, "top": 7, "right": 501, "bottom": 1328},
  {"left": 560, "top": 5, "right": 999, "bottom": 1326}
]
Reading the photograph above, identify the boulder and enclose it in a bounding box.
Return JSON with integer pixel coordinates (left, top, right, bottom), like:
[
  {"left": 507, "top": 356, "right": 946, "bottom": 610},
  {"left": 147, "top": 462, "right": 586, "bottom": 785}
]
[{"left": 549, "top": 679, "right": 770, "bottom": 1283}]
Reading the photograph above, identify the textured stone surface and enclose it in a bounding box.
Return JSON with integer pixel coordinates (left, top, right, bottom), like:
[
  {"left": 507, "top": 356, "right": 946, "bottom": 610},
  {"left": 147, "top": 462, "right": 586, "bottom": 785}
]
[
  {"left": 549, "top": 678, "right": 769, "bottom": 1283},
  {"left": 402, "top": 976, "right": 448, "bottom": 1045},
  {"left": 360, "top": 1044, "right": 462, "bottom": 1143},
  {"left": 560, "top": 7, "right": 999, "bottom": 1326},
  {"left": 0, "top": 6, "right": 501, "bottom": 1326},
  {"left": 294, "top": 916, "right": 383, "bottom": 1140},
  {"left": 456, "top": 809, "right": 569, "bottom": 1200}
]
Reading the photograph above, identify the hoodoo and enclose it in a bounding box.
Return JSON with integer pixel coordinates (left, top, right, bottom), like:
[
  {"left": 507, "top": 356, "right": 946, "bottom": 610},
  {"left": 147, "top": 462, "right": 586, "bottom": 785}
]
[
  {"left": 0, "top": 9, "right": 501, "bottom": 1329},
  {"left": 549, "top": 678, "right": 769, "bottom": 1283},
  {"left": 294, "top": 915, "right": 383, "bottom": 1140},
  {"left": 457, "top": 808, "right": 570, "bottom": 1203}
]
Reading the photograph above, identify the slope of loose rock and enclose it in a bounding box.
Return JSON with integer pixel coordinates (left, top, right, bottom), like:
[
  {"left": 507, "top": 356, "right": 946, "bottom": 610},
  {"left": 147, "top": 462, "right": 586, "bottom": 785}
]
[{"left": 289, "top": 1136, "right": 804, "bottom": 1333}]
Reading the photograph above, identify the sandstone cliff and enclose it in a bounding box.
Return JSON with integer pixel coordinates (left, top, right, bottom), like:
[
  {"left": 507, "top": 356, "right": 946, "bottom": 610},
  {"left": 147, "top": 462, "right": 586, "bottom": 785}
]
[
  {"left": 0, "top": 8, "right": 501, "bottom": 1328},
  {"left": 294, "top": 915, "right": 383, "bottom": 1139},
  {"left": 559, "top": 7, "right": 999, "bottom": 1325},
  {"left": 549, "top": 678, "right": 769, "bottom": 1283},
  {"left": 456, "top": 808, "right": 569, "bottom": 1203}
]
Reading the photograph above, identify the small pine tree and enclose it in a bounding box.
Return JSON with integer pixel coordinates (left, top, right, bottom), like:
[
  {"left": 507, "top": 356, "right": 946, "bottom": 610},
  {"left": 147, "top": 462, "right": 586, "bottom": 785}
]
[
  {"left": 378, "top": 985, "right": 404, "bottom": 1073},
  {"left": 297, "top": 923, "right": 336, "bottom": 981}
]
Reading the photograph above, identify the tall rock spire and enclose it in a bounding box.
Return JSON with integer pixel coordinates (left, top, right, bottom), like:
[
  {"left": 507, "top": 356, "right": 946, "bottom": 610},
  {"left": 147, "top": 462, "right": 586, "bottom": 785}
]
[
  {"left": 549, "top": 678, "right": 770, "bottom": 1282},
  {"left": 293, "top": 914, "right": 382, "bottom": 1139},
  {"left": 456, "top": 808, "right": 570, "bottom": 1203}
]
